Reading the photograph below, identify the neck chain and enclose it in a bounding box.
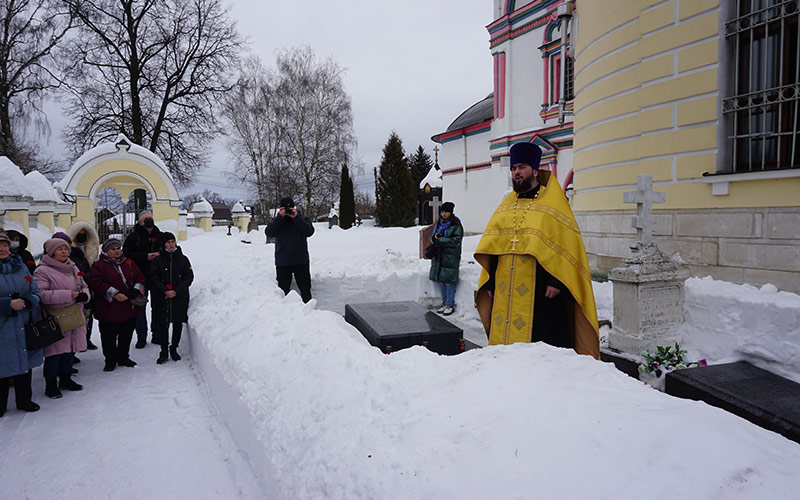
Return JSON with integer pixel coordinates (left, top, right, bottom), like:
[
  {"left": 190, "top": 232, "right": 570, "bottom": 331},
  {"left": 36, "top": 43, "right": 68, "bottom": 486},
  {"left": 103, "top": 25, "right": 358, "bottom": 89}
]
[{"left": 510, "top": 196, "right": 532, "bottom": 251}]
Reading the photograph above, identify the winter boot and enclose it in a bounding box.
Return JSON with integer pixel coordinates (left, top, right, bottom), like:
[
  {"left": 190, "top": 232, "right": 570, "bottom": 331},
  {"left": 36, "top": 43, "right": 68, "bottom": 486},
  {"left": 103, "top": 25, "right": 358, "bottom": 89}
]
[
  {"left": 157, "top": 349, "right": 169, "bottom": 364},
  {"left": 86, "top": 337, "right": 98, "bottom": 350},
  {"left": 170, "top": 346, "right": 181, "bottom": 361},
  {"left": 59, "top": 375, "right": 84, "bottom": 391},
  {"left": 45, "top": 377, "right": 63, "bottom": 399},
  {"left": 16, "top": 401, "right": 40, "bottom": 412}
]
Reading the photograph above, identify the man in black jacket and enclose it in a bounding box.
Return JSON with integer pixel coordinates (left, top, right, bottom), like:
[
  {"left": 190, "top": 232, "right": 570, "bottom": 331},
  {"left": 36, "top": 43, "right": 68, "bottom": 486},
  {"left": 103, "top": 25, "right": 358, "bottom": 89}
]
[
  {"left": 265, "top": 197, "right": 315, "bottom": 303},
  {"left": 123, "top": 211, "right": 162, "bottom": 348}
]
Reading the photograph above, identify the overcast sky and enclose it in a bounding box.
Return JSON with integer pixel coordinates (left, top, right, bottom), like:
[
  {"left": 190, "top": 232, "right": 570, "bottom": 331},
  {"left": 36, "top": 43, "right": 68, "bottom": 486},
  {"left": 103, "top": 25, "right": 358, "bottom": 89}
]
[
  {"left": 42, "top": 1, "right": 493, "bottom": 201},
  {"left": 189, "top": 0, "right": 493, "bottom": 200}
]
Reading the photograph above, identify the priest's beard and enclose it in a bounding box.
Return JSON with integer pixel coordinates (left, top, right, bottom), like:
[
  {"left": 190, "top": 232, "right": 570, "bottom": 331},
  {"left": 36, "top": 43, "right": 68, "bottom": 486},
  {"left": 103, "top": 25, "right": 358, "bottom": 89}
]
[{"left": 512, "top": 176, "right": 534, "bottom": 193}]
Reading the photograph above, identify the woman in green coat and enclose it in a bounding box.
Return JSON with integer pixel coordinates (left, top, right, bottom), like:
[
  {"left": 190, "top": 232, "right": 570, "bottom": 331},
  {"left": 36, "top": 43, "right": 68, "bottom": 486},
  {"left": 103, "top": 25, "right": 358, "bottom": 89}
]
[{"left": 429, "top": 202, "right": 463, "bottom": 316}]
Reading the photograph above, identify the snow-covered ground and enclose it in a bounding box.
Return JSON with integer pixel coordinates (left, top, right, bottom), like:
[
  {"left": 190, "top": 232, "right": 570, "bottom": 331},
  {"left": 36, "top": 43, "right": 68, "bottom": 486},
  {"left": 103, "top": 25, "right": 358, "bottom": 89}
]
[{"left": 3, "top": 222, "right": 800, "bottom": 499}]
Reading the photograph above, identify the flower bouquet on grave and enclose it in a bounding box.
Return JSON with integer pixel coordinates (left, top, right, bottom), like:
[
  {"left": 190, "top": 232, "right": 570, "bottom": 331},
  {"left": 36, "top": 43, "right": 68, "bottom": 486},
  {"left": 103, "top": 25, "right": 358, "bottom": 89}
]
[{"left": 638, "top": 343, "right": 706, "bottom": 391}]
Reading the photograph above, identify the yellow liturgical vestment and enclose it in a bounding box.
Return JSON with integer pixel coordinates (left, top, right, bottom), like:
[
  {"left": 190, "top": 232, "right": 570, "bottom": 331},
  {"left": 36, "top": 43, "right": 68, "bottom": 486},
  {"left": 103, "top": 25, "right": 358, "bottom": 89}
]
[{"left": 474, "top": 170, "right": 600, "bottom": 358}]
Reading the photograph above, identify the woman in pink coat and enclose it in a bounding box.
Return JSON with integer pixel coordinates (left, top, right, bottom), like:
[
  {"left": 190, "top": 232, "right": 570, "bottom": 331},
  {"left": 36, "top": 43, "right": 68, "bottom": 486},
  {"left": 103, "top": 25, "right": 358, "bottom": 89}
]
[{"left": 33, "top": 238, "right": 90, "bottom": 399}]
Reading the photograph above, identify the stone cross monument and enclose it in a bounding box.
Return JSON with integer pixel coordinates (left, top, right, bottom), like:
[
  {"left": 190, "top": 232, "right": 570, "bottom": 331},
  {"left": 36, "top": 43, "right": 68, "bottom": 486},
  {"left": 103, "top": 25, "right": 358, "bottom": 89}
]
[{"left": 608, "top": 175, "right": 689, "bottom": 355}]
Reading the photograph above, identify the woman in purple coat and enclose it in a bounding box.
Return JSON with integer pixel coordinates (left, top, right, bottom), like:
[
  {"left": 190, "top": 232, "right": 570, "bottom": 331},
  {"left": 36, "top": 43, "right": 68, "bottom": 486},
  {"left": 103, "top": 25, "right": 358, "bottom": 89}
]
[
  {"left": 89, "top": 239, "right": 146, "bottom": 372},
  {"left": 33, "top": 238, "right": 90, "bottom": 399}
]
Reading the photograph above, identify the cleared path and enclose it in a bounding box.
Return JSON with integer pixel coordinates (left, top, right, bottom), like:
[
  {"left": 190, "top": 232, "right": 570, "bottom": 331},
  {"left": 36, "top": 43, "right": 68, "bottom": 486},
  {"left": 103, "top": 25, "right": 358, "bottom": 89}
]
[{"left": 0, "top": 334, "right": 262, "bottom": 499}]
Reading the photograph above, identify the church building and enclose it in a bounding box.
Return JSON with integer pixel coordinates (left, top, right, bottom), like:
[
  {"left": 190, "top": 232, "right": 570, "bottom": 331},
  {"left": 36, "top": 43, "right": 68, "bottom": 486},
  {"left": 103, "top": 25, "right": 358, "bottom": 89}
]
[
  {"left": 433, "top": 0, "right": 576, "bottom": 235},
  {"left": 435, "top": 0, "right": 800, "bottom": 292}
]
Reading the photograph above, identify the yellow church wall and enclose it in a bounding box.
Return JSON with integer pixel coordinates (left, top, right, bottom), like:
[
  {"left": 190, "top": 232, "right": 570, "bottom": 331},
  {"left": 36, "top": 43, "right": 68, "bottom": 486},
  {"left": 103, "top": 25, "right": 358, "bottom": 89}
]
[
  {"left": 574, "top": 23, "right": 639, "bottom": 75},
  {"left": 639, "top": 12, "right": 718, "bottom": 56},
  {"left": 75, "top": 199, "right": 94, "bottom": 225},
  {"left": 678, "top": 0, "right": 718, "bottom": 20},
  {"left": 675, "top": 153, "right": 715, "bottom": 179},
  {"left": 640, "top": 2, "right": 673, "bottom": 33},
  {"left": 569, "top": 0, "right": 799, "bottom": 290},
  {"left": 676, "top": 96, "right": 717, "bottom": 126},
  {"left": 678, "top": 39, "right": 717, "bottom": 72}
]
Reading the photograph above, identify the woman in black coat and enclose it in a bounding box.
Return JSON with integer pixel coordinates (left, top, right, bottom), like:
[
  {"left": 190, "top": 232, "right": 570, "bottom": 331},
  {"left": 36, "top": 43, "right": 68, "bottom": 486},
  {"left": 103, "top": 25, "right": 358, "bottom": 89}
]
[{"left": 147, "top": 232, "right": 193, "bottom": 364}]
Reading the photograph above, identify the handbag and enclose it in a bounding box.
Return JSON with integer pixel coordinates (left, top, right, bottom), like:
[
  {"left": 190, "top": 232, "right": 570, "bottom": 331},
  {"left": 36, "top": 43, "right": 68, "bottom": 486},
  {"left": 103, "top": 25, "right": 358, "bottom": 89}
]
[
  {"left": 49, "top": 303, "right": 86, "bottom": 332},
  {"left": 424, "top": 243, "right": 439, "bottom": 259},
  {"left": 25, "top": 307, "right": 64, "bottom": 350}
]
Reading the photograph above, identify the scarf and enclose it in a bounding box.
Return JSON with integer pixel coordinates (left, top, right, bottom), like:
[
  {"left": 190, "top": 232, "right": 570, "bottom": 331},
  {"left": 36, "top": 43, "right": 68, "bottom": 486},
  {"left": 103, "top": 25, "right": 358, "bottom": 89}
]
[
  {"left": 435, "top": 218, "right": 452, "bottom": 236},
  {"left": 41, "top": 254, "right": 78, "bottom": 275}
]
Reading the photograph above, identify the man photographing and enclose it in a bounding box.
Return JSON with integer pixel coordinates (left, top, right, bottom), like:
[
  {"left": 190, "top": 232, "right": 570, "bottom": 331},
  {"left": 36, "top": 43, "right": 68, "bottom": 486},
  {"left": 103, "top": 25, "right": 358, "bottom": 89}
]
[{"left": 265, "top": 197, "right": 315, "bottom": 303}]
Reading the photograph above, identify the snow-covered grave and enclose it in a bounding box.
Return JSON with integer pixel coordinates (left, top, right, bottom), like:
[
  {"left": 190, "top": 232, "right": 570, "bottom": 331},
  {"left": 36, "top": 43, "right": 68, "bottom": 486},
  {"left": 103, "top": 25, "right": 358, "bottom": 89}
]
[{"left": 3, "top": 221, "right": 800, "bottom": 499}]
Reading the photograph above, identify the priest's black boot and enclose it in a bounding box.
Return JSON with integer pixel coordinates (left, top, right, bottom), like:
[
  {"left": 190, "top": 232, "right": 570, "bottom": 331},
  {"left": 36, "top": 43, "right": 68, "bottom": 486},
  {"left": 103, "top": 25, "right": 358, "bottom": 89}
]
[{"left": 170, "top": 346, "right": 181, "bottom": 361}]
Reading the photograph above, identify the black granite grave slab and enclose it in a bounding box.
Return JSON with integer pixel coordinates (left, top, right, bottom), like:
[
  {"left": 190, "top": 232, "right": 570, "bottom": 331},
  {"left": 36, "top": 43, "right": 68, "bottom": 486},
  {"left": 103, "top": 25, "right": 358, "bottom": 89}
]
[
  {"left": 345, "top": 301, "right": 464, "bottom": 355},
  {"left": 666, "top": 361, "right": 800, "bottom": 444}
]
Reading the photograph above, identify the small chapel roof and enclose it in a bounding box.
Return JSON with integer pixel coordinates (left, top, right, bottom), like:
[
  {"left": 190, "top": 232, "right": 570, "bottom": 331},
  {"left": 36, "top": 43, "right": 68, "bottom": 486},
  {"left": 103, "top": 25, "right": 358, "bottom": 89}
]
[
  {"left": 419, "top": 164, "right": 442, "bottom": 189},
  {"left": 431, "top": 93, "right": 494, "bottom": 143}
]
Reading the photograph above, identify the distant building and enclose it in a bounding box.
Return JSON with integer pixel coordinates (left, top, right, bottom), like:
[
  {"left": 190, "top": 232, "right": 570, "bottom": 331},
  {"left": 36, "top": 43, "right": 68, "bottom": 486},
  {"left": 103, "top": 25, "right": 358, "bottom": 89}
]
[
  {"left": 210, "top": 202, "right": 232, "bottom": 224},
  {"left": 418, "top": 161, "right": 443, "bottom": 226},
  {"left": 433, "top": 0, "right": 576, "bottom": 234}
]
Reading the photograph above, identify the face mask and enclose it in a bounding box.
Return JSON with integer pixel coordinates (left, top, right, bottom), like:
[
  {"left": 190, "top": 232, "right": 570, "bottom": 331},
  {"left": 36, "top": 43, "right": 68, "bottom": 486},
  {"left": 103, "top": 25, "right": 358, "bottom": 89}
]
[
  {"left": 76, "top": 233, "right": 87, "bottom": 244},
  {"left": 165, "top": 247, "right": 177, "bottom": 253},
  {"left": 10, "top": 241, "right": 20, "bottom": 250},
  {"left": 143, "top": 219, "right": 154, "bottom": 228}
]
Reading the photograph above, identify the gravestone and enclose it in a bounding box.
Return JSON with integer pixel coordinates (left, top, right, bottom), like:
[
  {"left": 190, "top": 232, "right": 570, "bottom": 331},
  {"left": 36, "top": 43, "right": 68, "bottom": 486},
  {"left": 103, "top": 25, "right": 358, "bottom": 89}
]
[
  {"left": 607, "top": 175, "right": 688, "bottom": 354},
  {"left": 345, "top": 301, "right": 464, "bottom": 355},
  {"left": 666, "top": 361, "right": 800, "bottom": 444}
]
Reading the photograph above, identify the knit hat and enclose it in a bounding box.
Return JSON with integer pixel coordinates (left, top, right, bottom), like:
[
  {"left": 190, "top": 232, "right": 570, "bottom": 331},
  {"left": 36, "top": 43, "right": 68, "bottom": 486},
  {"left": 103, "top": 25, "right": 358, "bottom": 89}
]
[
  {"left": 161, "top": 232, "right": 176, "bottom": 245},
  {"left": 0, "top": 233, "right": 10, "bottom": 245},
  {"left": 102, "top": 238, "right": 122, "bottom": 253},
  {"left": 280, "top": 197, "right": 295, "bottom": 208},
  {"left": 52, "top": 232, "right": 73, "bottom": 245},
  {"left": 509, "top": 142, "right": 542, "bottom": 170},
  {"left": 44, "top": 238, "right": 70, "bottom": 257},
  {"left": 440, "top": 201, "right": 455, "bottom": 213}
]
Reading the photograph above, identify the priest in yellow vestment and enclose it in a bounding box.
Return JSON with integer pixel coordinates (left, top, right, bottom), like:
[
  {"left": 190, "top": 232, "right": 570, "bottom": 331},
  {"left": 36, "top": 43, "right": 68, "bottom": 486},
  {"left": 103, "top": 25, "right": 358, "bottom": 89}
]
[{"left": 474, "top": 142, "right": 599, "bottom": 358}]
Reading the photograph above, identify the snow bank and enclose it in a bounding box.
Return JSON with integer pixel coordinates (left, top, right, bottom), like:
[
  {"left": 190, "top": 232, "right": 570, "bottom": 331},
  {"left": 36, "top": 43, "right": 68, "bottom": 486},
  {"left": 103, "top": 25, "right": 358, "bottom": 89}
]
[
  {"left": 181, "top": 227, "right": 800, "bottom": 499},
  {"left": 0, "top": 156, "right": 32, "bottom": 197},
  {"left": 683, "top": 276, "right": 800, "bottom": 382}
]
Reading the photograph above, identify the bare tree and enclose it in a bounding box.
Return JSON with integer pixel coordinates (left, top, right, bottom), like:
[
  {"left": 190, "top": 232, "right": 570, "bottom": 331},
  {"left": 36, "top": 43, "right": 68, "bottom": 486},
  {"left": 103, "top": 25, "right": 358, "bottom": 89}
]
[
  {"left": 0, "top": 0, "right": 72, "bottom": 174},
  {"left": 222, "top": 57, "right": 297, "bottom": 220},
  {"left": 60, "top": 0, "right": 243, "bottom": 185},
  {"left": 273, "top": 47, "right": 355, "bottom": 218},
  {"left": 224, "top": 48, "right": 356, "bottom": 219}
]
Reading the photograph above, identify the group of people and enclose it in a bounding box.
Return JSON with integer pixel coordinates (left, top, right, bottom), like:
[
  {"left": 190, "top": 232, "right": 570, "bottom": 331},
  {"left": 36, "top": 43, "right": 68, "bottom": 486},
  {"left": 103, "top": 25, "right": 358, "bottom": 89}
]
[
  {"left": 264, "top": 143, "right": 599, "bottom": 360},
  {"left": 1, "top": 212, "right": 193, "bottom": 418}
]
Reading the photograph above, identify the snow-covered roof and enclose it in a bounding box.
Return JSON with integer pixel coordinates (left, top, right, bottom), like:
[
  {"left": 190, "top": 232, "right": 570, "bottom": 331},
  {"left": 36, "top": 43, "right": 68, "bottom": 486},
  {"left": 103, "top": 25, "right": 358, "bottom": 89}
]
[
  {"left": 55, "top": 134, "right": 179, "bottom": 203},
  {"left": 191, "top": 197, "right": 213, "bottom": 214},
  {"left": 24, "top": 170, "right": 60, "bottom": 202},
  {"left": 0, "top": 156, "right": 33, "bottom": 197},
  {"left": 231, "top": 201, "right": 246, "bottom": 215},
  {"left": 420, "top": 165, "right": 442, "bottom": 189}
]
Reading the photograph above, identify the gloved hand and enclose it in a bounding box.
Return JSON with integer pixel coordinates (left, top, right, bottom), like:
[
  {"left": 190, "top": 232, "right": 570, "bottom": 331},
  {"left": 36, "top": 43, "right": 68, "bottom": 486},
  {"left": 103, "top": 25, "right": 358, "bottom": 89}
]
[
  {"left": 125, "top": 288, "right": 142, "bottom": 300},
  {"left": 75, "top": 292, "right": 89, "bottom": 303}
]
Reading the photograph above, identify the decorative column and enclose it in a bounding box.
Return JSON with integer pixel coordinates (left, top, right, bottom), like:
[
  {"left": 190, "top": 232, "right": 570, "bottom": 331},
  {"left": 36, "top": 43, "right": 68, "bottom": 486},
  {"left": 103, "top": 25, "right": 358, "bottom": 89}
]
[
  {"left": 231, "top": 201, "right": 249, "bottom": 233},
  {"left": 192, "top": 197, "right": 213, "bottom": 233},
  {"left": 607, "top": 175, "right": 688, "bottom": 354},
  {"left": 0, "top": 195, "right": 32, "bottom": 236},
  {"left": 30, "top": 201, "right": 57, "bottom": 233},
  {"left": 177, "top": 210, "right": 188, "bottom": 241},
  {"left": 55, "top": 201, "right": 73, "bottom": 229}
]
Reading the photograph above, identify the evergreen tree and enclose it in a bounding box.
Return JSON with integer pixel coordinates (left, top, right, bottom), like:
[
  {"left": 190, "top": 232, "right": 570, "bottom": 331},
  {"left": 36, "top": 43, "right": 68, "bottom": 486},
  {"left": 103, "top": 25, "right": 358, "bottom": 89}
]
[
  {"left": 375, "top": 132, "right": 416, "bottom": 227},
  {"left": 408, "top": 145, "right": 434, "bottom": 187},
  {"left": 339, "top": 163, "right": 356, "bottom": 229}
]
